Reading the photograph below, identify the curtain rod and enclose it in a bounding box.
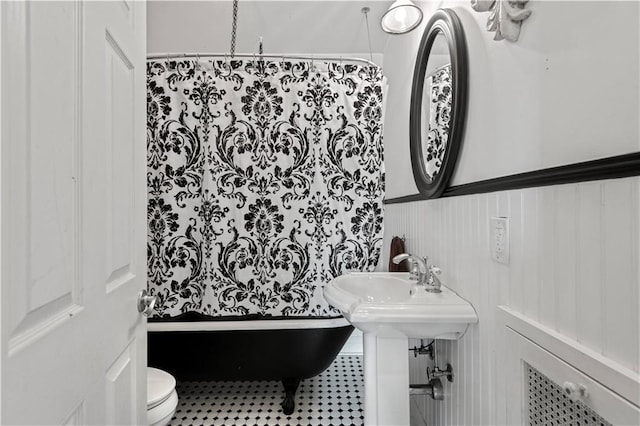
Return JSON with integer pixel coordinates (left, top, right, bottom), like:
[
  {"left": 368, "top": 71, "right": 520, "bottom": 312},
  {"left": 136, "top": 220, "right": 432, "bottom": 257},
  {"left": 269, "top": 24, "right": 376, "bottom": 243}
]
[{"left": 146, "top": 52, "right": 379, "bottom": 67}]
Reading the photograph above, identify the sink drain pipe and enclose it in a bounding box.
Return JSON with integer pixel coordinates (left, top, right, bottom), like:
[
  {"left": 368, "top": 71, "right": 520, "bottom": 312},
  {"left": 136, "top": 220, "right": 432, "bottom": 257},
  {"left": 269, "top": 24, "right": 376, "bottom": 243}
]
[{"left": 409, "top": 378, "right": 444, "bottom": 400}]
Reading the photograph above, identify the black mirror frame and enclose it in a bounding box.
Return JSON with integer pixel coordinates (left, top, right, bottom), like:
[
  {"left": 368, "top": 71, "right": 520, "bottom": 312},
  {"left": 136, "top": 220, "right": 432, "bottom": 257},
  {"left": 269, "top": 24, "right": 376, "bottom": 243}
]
[{"left": 409, "top": 8, "right": 468, "bottom": 199}]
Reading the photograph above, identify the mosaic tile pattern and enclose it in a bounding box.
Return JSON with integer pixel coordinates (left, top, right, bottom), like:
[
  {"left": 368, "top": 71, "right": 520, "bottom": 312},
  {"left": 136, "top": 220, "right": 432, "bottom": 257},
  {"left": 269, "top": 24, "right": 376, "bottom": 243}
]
[
  {"left": 526, "top": 363, "right": 612, "bottom": 426},
  {"left": 170, "top": 355, "right": 364, "bottom": 426}
]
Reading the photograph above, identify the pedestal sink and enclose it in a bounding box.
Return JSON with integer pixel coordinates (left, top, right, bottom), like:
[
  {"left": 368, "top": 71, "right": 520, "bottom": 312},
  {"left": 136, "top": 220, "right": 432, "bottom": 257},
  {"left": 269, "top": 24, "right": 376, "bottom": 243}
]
[{"left": 324, "top": 272, "right": 478, "bottom": 426}]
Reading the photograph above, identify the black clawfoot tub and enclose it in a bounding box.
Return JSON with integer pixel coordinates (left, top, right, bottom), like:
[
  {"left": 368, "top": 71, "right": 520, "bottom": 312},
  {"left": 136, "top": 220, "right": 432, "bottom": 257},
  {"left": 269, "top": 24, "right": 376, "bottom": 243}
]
[{"left": 147, "top": 314, "right": 354, "bottom": 415}]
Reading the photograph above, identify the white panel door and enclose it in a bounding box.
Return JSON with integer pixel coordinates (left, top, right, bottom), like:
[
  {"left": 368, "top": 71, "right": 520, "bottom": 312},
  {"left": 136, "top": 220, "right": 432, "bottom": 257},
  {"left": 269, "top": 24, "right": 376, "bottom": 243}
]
[{"left": 1, "top": 1, "right": 147, "bottom": 424}]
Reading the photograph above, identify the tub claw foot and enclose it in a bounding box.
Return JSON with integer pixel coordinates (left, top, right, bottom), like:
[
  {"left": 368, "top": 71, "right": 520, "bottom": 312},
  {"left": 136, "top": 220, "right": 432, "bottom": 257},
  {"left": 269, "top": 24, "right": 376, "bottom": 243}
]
[
  {"left": 281, "top": 393, "right": 295, "bottom": 415},
  {"left": 281, "top": 378, "right": 300, "bottom": 415}
]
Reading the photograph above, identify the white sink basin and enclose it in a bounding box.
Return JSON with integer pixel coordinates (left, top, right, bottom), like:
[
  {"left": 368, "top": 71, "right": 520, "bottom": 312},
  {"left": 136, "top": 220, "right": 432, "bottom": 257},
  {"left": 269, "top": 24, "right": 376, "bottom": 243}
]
[{"left": 324, "top": 272, "right": 478, "bottom": 339}]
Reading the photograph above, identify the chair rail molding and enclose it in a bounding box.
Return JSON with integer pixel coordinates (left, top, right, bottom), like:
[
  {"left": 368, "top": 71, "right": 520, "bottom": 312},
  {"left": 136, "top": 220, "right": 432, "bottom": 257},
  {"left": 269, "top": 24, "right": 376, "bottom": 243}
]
[{"left": 470, "top": 0, "right": 532, "bottom": 42}]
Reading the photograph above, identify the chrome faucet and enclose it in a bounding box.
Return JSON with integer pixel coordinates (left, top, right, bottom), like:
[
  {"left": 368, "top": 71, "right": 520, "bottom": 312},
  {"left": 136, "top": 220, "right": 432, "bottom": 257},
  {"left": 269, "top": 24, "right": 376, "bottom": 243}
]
[
  {"left": 392, "top": 253, "right": 442, "bottom": 293},
  {"left": 392, "top": 253, "right": 428, "bottom": 283}
]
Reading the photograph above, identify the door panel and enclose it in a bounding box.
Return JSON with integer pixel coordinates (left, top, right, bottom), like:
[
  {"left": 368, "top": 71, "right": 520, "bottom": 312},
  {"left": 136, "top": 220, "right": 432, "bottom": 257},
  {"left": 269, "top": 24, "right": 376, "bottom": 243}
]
[
  {"left": 3, "top": 0, "right": 83, "bottom": 357},
  {"left": 63, "top": 405, "right": 84, "bottom": 426},
  {"left": 106, "top": 341, "right": 139, "bottom": 425},
  {"left": 1, "top": 1, "right": 147, "bottom": 424},
  {"left": 105, "top": 27, "right": 136, "bottom": 293}
]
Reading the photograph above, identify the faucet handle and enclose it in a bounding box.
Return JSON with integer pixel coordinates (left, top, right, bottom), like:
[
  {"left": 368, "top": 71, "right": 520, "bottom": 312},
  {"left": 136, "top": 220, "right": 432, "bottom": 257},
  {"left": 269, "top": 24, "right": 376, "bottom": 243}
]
[
  {"left": 427, "top": 265, "right": 441, "bottom": 283},
  {"left": 426, "top": 265, "right": 443, "bottom": 293}
]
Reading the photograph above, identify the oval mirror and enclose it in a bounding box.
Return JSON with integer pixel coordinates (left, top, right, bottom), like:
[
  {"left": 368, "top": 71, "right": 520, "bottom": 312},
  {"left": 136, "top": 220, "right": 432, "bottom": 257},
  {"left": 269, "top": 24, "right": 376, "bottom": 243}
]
[{"left": 409, "top": 8, "right": 468, "bottom": 199}]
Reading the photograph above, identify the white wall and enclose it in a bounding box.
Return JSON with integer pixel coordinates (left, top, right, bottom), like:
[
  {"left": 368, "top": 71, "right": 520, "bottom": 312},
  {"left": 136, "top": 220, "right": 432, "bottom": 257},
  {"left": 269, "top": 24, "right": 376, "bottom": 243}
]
[
  {"left": 147, "top": 0, "right": 391, "bottom": 58},
  {"left": 146, "top": 1, "right": 385, "bottom": 74},
  {"left": 382, "top": 1, "right": 640, "bottom": 424},
  {"left": 384, "top": 0, "right": 640, "bottom": 198}
]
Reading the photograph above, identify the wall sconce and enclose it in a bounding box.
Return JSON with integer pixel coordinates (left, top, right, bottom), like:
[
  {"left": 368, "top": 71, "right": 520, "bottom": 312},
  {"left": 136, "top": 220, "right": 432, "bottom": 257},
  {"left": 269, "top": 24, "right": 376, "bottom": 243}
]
[{"left": 381, "top": 0, "right": 424, "bottom": 34}]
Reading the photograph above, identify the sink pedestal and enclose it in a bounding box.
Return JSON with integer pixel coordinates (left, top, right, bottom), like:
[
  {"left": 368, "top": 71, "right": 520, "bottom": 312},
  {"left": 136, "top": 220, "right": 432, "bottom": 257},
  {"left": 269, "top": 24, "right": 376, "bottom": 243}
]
[
  {"left": 324, "top": 272, "right": 479, "bottom": 424},
  {"left": 363, "top": 333, "right": 410, "bottom": 426}
]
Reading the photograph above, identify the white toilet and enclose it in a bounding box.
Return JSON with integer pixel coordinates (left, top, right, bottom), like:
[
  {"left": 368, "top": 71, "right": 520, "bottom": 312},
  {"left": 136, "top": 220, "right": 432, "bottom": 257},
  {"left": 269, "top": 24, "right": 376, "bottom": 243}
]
[{"left": 147, "top": 367, "right": 179, "bottom": 426}]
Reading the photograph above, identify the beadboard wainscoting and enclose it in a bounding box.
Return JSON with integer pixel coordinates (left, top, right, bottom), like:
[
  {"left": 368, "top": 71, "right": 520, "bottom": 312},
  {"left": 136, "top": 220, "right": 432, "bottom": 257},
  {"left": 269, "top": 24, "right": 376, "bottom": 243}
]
[{"left": 385, "top": 177, "right": 640, "bottom": 426}]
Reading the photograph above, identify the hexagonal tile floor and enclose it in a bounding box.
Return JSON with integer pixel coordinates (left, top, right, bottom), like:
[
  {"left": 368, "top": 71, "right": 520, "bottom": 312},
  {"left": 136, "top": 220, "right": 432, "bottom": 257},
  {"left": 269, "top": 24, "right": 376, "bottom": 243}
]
[{"left": 169, "top": 355, "right": 364, "bottom": 426}]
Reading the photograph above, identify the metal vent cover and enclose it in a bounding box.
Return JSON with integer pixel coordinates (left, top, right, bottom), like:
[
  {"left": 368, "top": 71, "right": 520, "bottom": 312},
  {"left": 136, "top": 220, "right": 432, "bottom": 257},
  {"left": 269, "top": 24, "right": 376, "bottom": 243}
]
[{"left": 526, "top": 363, "right": 612, "bottom": 426}]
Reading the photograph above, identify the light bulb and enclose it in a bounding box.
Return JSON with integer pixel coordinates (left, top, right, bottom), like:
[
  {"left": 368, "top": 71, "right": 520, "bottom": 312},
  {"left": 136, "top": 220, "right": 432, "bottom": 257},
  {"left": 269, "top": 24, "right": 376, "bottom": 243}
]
[{"left": 395, "top": 7, "right": 407, "bottom": 25}]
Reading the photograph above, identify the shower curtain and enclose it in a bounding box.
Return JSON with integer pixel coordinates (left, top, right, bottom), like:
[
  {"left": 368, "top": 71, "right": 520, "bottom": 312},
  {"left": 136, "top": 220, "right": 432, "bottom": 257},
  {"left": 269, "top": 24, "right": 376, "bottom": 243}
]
[{"left": 147, "top": 58, "right": 385, "bottom": 318}]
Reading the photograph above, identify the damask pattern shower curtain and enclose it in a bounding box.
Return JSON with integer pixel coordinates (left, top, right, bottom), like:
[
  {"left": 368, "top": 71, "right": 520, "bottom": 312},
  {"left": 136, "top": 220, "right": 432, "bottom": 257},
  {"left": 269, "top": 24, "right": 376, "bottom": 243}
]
[
  {"left": 424, "top": 64, "right": 452, "bottom": 178},
  {"left": 147, "top": 59, "right": 385, "bottom": 318}
]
